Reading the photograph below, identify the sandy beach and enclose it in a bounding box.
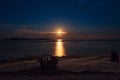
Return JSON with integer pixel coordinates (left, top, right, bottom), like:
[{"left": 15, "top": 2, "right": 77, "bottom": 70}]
[{"left": 0, "top": 56, "right": 120, "bottom": 80}]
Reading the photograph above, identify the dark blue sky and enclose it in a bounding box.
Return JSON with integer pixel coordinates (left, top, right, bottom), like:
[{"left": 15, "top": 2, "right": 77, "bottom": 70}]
[{"left": 0, "top": 0, "right": 120, "bottom": 39}]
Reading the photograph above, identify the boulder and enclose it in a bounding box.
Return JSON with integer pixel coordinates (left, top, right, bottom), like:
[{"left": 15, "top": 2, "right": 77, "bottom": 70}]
[
  {"left": 110, "top": 51, "right": 119, "bottom": 62},
  {"left": 39, "top": 54, "right": 58, "bottom": 70}
]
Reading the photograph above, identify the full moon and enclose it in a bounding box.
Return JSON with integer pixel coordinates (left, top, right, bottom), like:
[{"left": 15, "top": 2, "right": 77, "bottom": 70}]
[{"left": 57, "top": 30, "right": 62, "bottom": 35}]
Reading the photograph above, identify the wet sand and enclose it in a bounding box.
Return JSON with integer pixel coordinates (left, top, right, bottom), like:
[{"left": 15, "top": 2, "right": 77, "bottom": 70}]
[{"left": 0, "top": 56, "right": 120, "bottom": 80}]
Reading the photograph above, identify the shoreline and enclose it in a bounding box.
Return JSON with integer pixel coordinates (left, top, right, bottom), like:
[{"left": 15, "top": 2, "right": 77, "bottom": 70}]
[{"left": 0, "top": 56, "right": 120, "bottom": 80}]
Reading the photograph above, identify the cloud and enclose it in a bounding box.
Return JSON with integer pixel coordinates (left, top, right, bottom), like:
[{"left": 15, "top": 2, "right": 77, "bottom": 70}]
[
  {"left": 0, "top": 24, "right": 44, "bottom": 32},
  {"left": 0, "top": 29, "right": 119, "bottom": 39},
  {"left": 0, "top": 29, "right": 58, "bottom": 39}
]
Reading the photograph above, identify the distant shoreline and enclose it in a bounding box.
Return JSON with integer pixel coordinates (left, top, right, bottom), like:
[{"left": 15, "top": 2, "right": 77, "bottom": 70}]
[{"left": 1, "top": 38, "right": 120, "bottom": 42}]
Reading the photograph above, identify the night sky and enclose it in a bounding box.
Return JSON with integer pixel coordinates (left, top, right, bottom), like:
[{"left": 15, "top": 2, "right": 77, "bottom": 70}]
[{"left": 0, "top": 0, "right": 120, "bottom": 39}]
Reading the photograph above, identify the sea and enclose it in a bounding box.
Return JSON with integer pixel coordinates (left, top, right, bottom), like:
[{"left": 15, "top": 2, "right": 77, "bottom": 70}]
[{"left": 0, "top": 40, "right": 120, "bottom": 58}]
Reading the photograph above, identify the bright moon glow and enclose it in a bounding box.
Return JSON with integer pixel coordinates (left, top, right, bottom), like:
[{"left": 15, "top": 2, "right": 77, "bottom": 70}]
[
  {"left": 54, "top": 39, "right": 65, "bottom": 57},
  {"left": 56, "top": 30, "right": 63, "bottom": 39},
  {"left": 56, "top": 30, "right": 67, "bottom": 35},
  {"left": 57, "top": 30, "right": 62, "bottom": 35}
]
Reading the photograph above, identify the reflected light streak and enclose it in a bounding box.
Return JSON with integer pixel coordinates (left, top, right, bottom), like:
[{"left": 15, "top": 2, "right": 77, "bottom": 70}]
[{"left": 54, "top": 39, "right": 66, "bottom": 57}]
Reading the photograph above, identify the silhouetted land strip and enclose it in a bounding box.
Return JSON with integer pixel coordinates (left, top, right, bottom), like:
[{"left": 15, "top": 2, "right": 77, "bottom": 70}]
[
  {"left": 2, "top": 38, "right": 56, "bottom": 42},
  {"left": 1, "top": 38, "right": 120, "bottom": 42}
]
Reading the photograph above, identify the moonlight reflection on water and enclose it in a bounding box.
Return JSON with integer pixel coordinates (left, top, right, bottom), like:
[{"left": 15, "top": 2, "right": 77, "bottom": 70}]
[{"left": 54, "top": 39, "right": 66, "bottom": 57}]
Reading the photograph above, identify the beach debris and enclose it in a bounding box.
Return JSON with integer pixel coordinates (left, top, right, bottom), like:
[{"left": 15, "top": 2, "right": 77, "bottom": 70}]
[
  {"left": 38, "top": 54, "right": 58, "bottom": 70},
  {"left": 110, "top": 51, "right": 119, "bottom": 62}
]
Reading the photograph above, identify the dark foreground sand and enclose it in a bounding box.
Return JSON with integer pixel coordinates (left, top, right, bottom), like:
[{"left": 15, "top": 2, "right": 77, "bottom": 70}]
[{"left": 0, "top": 56, "right": 120, "bottom": 80}]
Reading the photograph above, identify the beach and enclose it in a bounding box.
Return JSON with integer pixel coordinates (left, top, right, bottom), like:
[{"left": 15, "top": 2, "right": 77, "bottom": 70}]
[
  {"left": 0, "top": 56, "right": 120, "bottom": 80},
  {"left": 0, "top": 0, "right": 120, "bottom": 80}
]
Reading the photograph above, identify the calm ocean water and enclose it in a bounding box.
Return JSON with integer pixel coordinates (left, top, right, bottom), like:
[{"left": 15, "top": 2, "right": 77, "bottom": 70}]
[{"left": 0, "top": 40, "right": 120, "bottom": 58}]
